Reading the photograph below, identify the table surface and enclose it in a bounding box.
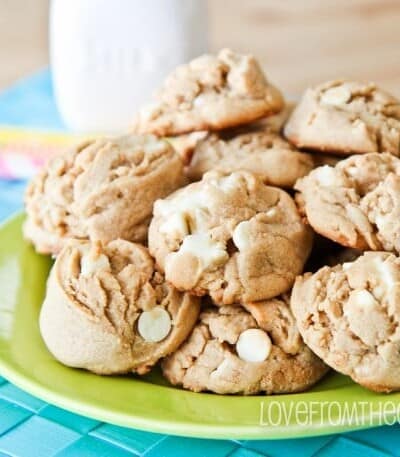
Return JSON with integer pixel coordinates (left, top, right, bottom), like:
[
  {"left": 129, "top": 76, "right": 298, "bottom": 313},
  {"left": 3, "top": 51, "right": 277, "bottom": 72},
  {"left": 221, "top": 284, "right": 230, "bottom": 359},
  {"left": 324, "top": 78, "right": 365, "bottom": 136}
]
[{"left": 0, "top": 72, "right": 399, "bottom": 457}]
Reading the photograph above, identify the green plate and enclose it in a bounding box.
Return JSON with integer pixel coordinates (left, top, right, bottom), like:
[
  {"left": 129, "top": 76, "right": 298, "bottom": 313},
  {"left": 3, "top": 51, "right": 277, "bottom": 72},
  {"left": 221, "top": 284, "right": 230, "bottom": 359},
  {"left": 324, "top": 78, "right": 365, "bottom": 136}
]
[{"left": 0, "top": 213, "right": 399, "bottom": 440}]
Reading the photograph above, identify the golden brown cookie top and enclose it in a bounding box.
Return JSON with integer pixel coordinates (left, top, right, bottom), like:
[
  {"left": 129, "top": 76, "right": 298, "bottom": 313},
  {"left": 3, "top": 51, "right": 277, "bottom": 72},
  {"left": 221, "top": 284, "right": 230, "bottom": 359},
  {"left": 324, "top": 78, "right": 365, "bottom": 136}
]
[
  {"left": 24, "top": 134, "right": 185, "bottom": 254},
  {"left": 167, "top": 102, "right": 295, "bottom": 166},
  {"left": 162, "top": 300, "right": 328, "bottom": 395},
  {"left": 149, "top": 170, "right": 313, "bottom": 305},
  {"left": 284, "top": 80, "right": 400, "bottom": 156},
  {"left": 291, "top": 251, "right": 400, "bottom": 392},
  {"left": 40, "top": 239, "right": 200, "bottom": 375},
  {"left": 185, "top": 127, "right": 314, "bottom": 188},
  {"left": 132, "top": 49, "right": 284, "bottom": 136},
  {"left": 295, "top": 152, "right": 400, "bottom": 252}
]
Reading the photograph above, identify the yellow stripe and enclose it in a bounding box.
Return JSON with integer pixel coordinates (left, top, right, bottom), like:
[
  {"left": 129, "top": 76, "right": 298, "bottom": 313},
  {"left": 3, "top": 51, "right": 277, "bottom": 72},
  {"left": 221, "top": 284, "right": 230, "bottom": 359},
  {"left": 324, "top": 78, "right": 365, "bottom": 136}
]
[{"left": 0, "top": 127, "right": 85, "bottom": 146}]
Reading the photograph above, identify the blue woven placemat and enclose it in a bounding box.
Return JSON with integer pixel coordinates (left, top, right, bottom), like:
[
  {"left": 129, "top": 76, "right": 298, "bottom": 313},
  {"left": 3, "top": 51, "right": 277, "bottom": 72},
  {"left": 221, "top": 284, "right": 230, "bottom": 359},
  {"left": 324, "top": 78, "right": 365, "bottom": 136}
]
[{"left": 0, "top": 70, "right": 399, "bottom": 457}]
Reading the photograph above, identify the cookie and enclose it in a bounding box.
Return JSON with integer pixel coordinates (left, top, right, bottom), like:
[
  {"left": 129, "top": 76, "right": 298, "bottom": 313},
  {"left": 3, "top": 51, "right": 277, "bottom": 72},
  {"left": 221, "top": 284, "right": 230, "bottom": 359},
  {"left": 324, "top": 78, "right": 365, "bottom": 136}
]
[
  {"left": 295, "top": 152, "right": 400, "bottom": 252},
  {"left": 284, "top": 80, "right": 400, "bottom": 156},
  {"left": 162, "top": 300, "right": 328, "bottom": 394},
  {"left": 291, "top": 251, "right": 400, "bottom": 392},
  {"left": 39, "top": 239, "right": 200, "bottom": 375},
  {"left": 24, "top": 134, "right": 186, "bottom": 254},
  {"left": 132, "top": 49, "right": 284, "bottom": 136},
  {"left": 168, "top": 103, "right": 295, "bottom": 166},
  {"left": 185, "top": 127, "right": 314, "bottom": 188},
  {"left": 168, "top": 131, "right": 208, "bottom": 166},
  {"left": 148, "top": 170, "right": 313, "bottom": 305}
]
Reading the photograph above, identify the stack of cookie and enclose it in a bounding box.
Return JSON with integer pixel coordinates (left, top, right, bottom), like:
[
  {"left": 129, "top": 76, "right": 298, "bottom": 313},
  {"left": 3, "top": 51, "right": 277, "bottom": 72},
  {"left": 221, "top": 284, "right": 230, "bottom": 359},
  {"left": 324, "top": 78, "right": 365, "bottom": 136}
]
[
  {"left": 24, "top": 48, "right": 400, "bottom": 395},
  {"left": 286, "top": 82, "right": 400, "bottom": 393}
]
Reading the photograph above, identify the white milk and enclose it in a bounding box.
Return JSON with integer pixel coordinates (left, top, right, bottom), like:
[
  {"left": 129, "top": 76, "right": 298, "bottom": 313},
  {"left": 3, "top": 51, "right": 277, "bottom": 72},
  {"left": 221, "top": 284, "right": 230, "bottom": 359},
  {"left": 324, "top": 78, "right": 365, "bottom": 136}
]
[{"left": 50, "top": 0, "right": 208, "bottom": 132}]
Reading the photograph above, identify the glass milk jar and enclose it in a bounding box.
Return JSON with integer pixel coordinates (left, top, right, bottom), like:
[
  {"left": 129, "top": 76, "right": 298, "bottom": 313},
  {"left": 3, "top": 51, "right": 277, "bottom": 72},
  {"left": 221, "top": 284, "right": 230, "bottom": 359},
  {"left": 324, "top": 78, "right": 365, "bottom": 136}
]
[{"left": 50, "top": 0, "right": 208, "bottom": 132}]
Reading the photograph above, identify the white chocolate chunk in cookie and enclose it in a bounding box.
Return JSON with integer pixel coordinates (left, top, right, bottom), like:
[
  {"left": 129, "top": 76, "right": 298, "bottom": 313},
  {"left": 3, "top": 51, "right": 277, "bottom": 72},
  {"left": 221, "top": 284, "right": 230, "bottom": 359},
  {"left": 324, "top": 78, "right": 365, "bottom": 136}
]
[
  {"left": 314, "top": 165, "right": 338, "bottom": 187},
  {"left": 347, "top": 290, "right": 376, "bottom": 307},
  {"left": 208, "top": 174, "right": 239, "bottom": 194},
  {"left": 265, "top": 207, "right": 277, "bottom": 218},
  {"left": 155, "top": 190, "right": 209, "bottom": 238},
  {"left": 372, "top": 257, "right": 396, "bottom": 298},
  {"left": 155, "top": 190, "right": 207, "bottom": 218},
  {"left": 320, "top": 85, "right": 351, "bottom": 106},
  {"left": 236, "top": 328, "right": 272, "bottom": 363},
  {"left": 138, "top": 306, "right": 172, "bottom": 343},
  {"left": 345, "top": 290, "right": 392, "bottom": 346},
  {"left": 178, "top": 233, "right": 228, "bottom": 269},
  {"left": 80, "top": 249, "right": 110, "bottom": 276},
  {"left": 232, "top": 220, "right": 252, "bottom": 251},
  {"left": 159, "top": 213, "right": 189, "bottom": 239}
]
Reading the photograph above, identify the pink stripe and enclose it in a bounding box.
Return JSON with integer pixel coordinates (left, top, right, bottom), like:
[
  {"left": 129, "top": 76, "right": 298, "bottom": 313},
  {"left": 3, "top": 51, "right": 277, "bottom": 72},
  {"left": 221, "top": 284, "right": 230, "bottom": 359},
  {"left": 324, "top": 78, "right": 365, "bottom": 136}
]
[{"left": 0, "top": 158, "right": 13, "bottom": 179}]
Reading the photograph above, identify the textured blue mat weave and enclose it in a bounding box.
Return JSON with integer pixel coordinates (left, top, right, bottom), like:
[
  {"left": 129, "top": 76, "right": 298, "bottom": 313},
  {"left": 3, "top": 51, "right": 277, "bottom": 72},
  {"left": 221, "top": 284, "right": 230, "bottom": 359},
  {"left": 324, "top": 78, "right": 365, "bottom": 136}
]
[{"left": 0, "top": 70, "right": 398, "bottom": 456}]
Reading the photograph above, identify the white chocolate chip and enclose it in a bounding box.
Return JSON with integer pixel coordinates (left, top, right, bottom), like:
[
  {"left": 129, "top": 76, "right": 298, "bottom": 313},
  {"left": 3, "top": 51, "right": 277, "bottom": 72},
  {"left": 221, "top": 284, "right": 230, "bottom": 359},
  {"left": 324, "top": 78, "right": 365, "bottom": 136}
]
[
  {"left": 236, "top": 328, "right": 272, "bottom": 363},
  {"left": 178, "top": 233, "right": 228, "bottom": 269},
  {"left": 80, "top": 251, "right": 110, "bottom": 276},
  {"left": 348, "top": 290, "right": 376, "bottom": 307},
  {"left": 154, "top": 190, "right": 208, "bottom": 238},
  {"left": 321, "top": 86, "right": 351, "bottom": 106},
  {"left": 159, "top": 212, "right": 189, "bottom": 238},
  {"left": 155, "top": 190, "right": 207, "bottom": 219},
  {"left": 193, "top": 94, "right": 206, "bottom": 107},
  {"left": 314, "top": 165, "right": 337, "bottom": 186},
  {"left": 265, "top": 208, "right": 277, "bottom": 218},
  {"left": 372, "top": 257, "right": 396, "bottom": 297},
  {"left": 232, "top": 220, "right": 252, "bottom": 251},
  {"left": 345, "top": 289, "right": 392, "bottom": 346},
  {"left": 346, "top": 166, "right": 358, "bottom": 176},
  {"left": 207, "top": 174, "right": 238, "bottom": 193},
  {"left": 137, "top": 306, "right": 172, "bottom": 343}
]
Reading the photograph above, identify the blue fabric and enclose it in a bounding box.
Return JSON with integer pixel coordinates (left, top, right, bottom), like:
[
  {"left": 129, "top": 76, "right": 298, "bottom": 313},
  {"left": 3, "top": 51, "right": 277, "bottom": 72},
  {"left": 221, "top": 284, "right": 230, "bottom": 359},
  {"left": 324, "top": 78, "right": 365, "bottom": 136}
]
[
  {"left": 0, "top": 70, "right": 399, "bottom": 456},
  {"left": 0, "top": 70, "right": 64, "bottom": 130}
]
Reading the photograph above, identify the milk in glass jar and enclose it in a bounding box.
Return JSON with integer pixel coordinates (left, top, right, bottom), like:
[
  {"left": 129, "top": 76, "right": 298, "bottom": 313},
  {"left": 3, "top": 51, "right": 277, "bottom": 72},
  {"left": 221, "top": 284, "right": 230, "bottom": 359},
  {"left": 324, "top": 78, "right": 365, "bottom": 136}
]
[{"left": 50, "top": 0, "right": 208, "bottom": 132}]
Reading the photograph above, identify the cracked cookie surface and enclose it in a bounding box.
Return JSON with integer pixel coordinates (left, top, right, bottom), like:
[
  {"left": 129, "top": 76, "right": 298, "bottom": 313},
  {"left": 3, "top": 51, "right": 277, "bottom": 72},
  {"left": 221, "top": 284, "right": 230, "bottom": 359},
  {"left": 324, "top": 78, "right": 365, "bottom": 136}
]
[
  {"left": 148, "top": 170, "right": 313, "bottom": 305},
  {"left": 132, "top": 49, "right": 284, "bottom": 136},
  {"left": 291, "top": 252, "right": 400, "bottom": 392},
  {"left": 162, "top": 301, "right": 328, "bottom": 394},
  {"left": 185, "top": 126, "right": 314, "bottom": 188},
  {"left": 284, "top": 80, "right": 400, "bottom": 156},
  {"left": 39, "top": 239, "right": 200, "bottom": 375},
  {"left": 295, "top": 153, "right": 400, "bottom": 252},
  {"left": 24, "top": 134, "right": 186, "bottom": 254}
]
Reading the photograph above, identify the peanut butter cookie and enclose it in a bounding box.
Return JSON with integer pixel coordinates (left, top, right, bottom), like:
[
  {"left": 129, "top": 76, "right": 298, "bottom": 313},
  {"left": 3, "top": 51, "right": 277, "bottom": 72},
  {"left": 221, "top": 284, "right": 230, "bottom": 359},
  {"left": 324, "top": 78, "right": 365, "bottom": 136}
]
[
  {"left": 148, "top": 170, "right": 313, "bottom": 305},
  {"left": 185, "top": 127, "right": 314, "bottom": 188},
  {"left": 162, "top": 300, "right": 328, "bottom": 394},
  {"left": 40, "top": 240, "right": 200, "bottom": 375},
  {"left": 168, "top": 103, "right": 295, "bottom": 166},
  {"left": 132, "top": 49, "right": 284, "bottom": 136},
  {"left": 291, "top": 252, "right": 400, "bottom": 392},
  {"left": 24, "top": 134, "right": 186, "bottom": 254},
  {"left": 295, "top": 153, "right": 400, "bottom": 252},
  {"left": 284, "top": 80, "right": 400, "bottom": 156}
]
